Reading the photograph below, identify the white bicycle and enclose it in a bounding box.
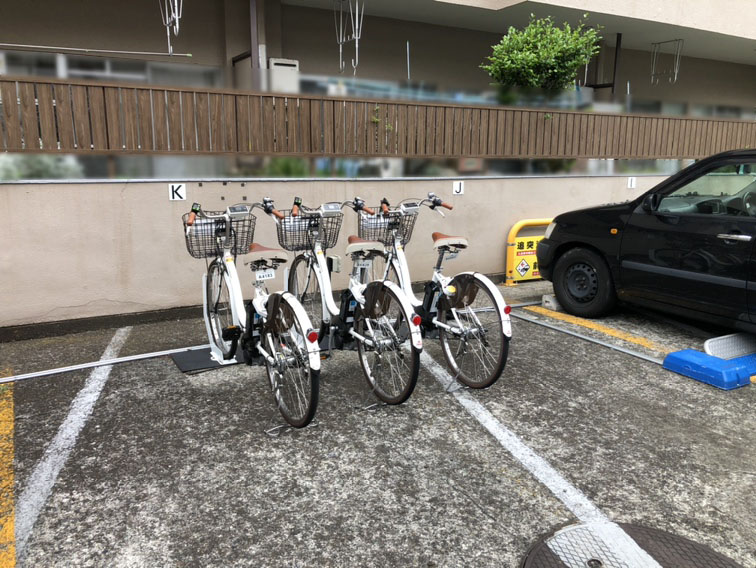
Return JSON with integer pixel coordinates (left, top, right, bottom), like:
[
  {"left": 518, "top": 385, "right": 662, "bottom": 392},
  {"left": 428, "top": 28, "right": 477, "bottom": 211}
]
[
  {"left": 366, "top": 193, "right": 512, "bottom": 389},
  {"left": 183, "top": 199, "right": 321, "bottom": 428},
  {"left": 283, "top": 197, "right": 424, "bottom": 405}
]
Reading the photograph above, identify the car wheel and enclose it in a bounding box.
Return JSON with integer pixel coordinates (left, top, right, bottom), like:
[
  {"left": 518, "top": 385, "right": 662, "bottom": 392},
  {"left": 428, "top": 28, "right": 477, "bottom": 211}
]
[{"left": 553, "top": 247, "right": 616, "bottom": 317}]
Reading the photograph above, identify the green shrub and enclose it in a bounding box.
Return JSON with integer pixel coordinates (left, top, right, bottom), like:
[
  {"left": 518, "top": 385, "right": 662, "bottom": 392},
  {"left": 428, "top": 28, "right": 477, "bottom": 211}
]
[
  {"left": 262, "top": 157, "right": 310, "bottom": 177},
  {"left": 0, "top": 154, "right": 84, "bottom": 180},
  {"left": 481, "top": 14, "right": 601, "bottom": 92}
]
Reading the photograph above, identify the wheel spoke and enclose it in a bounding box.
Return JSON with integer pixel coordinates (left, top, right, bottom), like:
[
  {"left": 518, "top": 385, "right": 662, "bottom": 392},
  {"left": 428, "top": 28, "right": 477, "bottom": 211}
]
[
  {"left": 265, "top": 301, "right": 318, "bottom": 427},
  {"left": 439, "top": 277, "right": 507, "bottom": 389},
  {"left": 356, "top": 287, "right": 418, "bottom": 404}
]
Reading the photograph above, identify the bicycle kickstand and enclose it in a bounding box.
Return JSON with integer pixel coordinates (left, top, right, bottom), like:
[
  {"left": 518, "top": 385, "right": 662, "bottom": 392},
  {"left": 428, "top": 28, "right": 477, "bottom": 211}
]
[
  {"left": 444, "top": 371, "right": 465, "bottom": 394},
  {"left": 264, "top": 417, "right": 320, "bottom": 438}
]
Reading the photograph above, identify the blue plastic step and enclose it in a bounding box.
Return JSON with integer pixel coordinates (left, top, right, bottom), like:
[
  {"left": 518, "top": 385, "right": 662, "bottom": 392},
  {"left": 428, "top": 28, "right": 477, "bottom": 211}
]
[{"left": 663, "top": 349, "right": 754, "bottom": 390}]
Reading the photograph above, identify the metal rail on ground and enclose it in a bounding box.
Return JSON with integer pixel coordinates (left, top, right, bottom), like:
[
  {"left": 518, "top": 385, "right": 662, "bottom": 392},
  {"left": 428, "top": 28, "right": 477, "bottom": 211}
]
[
  {"left": 1, "top": 303, "right": 666, "bottom": 385},
  {"left": 0, "top": 345, "right": 210, "bottom": 385}
]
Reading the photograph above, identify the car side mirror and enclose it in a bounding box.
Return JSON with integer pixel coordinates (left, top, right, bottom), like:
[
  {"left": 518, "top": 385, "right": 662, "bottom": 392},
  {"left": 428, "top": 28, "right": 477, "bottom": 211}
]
[{"left": 642, "top": 194, "right": 660, "bottom": 213}]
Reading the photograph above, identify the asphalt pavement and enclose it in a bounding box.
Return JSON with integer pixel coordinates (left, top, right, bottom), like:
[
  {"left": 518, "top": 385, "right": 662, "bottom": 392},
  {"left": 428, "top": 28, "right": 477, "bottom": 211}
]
[{"left": 1, "top": 281, "right": 754, "bottom": 567}]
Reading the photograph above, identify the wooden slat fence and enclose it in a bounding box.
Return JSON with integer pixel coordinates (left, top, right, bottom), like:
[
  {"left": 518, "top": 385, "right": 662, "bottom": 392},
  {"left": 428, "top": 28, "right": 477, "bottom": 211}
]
[{"left": 0, "top": 76, "right": 754, "bottom": 159}]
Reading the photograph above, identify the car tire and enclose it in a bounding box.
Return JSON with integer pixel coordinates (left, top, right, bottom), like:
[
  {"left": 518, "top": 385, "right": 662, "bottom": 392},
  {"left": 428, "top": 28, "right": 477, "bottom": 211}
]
[{"left": 552, "top": 247, "right": 616, "bottom": 317}]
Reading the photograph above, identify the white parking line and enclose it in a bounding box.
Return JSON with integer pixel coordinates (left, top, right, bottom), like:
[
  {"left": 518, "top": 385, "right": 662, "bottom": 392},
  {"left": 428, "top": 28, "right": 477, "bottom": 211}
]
[
  {"left": 15, "top": 327, "right": 132, "bottom": 559},
  {"left": 420, "top": 352, "right": 661, "bottom": 568}
]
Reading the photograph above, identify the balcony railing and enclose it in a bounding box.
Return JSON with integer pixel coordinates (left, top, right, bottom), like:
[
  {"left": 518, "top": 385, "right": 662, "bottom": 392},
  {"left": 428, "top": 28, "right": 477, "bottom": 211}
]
[{"left": 1, "top": 76, "right": 754, "bottom": 159}]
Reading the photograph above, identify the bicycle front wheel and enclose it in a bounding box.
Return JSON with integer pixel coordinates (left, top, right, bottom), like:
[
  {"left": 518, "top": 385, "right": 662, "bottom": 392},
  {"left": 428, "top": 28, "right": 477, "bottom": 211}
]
[
  {"left": 205, "top": 260, "right": 237, "bottom": 359},
  {"left": 354, "top": 284, "right": 419, "bottom": 404},
  {"left": 437, "top": 274, "right": 508, "bottom": 389},
  {"left": 288, "top": 254, "right": 324, "bottom": 337},
  {"left": 264, "top": 296, "right": 319, "bottom": 427}
]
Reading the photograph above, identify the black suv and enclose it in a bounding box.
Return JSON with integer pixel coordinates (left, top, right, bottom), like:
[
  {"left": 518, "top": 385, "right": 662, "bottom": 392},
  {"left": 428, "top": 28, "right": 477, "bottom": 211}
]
[{"left": 537, "top": 150, "right": 756, "bottom": 332}]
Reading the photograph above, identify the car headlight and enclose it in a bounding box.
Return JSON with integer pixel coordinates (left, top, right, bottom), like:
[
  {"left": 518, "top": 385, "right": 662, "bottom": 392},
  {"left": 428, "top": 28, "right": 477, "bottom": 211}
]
[{"left": 544, "top": 222, "right": 556, "bottom": 239}]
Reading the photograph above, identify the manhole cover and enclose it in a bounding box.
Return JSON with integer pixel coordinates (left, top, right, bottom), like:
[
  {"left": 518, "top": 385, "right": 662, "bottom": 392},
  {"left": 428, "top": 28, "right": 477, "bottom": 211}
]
[{"left": 522, "top": 523, "right": 743, "bottom": 568}]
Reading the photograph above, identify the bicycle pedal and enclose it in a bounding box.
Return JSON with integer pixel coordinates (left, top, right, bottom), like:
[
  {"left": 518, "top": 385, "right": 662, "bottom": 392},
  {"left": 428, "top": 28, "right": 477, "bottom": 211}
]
[{"left": 222, "top": 326, "right": 242, "bottom": 341}]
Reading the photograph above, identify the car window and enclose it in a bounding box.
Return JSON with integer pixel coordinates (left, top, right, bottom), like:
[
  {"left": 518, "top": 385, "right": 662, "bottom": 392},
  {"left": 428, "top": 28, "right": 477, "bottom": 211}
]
[{"left": 659, "top": 162, "right": 756, "bottom": 216}]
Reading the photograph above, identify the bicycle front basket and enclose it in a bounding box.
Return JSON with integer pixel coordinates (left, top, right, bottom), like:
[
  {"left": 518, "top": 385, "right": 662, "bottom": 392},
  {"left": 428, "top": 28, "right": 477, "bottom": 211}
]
[
  {"left": 359, "top": 209, "right": 417, "bottom": 246},
  {"left": 275, "top": 210, "right": 343, "bottom": 251},
  {"left": 182, "top": 210, "right": 256, "bottom": 259}
]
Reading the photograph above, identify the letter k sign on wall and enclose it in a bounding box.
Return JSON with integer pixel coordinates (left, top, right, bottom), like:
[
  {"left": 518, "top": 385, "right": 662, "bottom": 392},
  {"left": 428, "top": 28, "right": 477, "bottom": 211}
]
[{"left": 169, "top": 183, "right": 186, "bottom": 200}]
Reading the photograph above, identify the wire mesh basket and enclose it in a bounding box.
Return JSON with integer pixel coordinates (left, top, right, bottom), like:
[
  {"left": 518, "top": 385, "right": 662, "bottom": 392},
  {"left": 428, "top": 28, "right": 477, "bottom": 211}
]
[
  {"left": 182, "top": 210, "right": 256, "bottom": 259},
  {"left": 275, "top": 210, "right": 343, "bottom": 251},
  {"left": 359, "top": 209, "right": 417, "bottom": 246}
]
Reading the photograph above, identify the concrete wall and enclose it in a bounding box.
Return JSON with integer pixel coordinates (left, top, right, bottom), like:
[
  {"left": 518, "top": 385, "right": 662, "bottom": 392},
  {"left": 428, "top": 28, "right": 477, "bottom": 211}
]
[
  {"left": 0, "top": 175, "right": 665, "bottom": 327},
  {"left": 1, "top": 1, "right": 753, "bottom": 113},
  {"left": 598, "top": 48, "right": 756, "bottom": 110},
  {"left": 0, "top": 0, "right": 249, "bottom": 69},
  {"left": 280, "top": 5, "right": 500, "bottom": 92},
  {"left": 279, "top": 5, "right": 756, "bottom": 112}
]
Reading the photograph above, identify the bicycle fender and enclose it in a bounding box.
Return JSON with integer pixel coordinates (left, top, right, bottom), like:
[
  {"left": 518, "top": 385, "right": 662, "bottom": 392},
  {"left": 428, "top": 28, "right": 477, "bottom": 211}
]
[
  {"left": 374, "top": 280, "right": 424, "bottom": 350},
  {"left": 268, "top": 292, "right": 322, "bottom": 372},
  {"left": 454, "top": 272, "right": 512, "bottom": 338}
]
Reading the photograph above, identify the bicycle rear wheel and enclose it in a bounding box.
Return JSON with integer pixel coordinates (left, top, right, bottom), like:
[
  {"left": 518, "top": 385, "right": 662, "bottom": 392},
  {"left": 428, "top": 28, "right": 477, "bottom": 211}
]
[
  {"left": 205, "top": 260, "right": 237, "bottom": 359},
  {"left": 366, "top": 255, "right": 400, "bottom": 286},
  {"left": 437, "top": 274, "right": 508, "bottom": 389},
  {"left": 288, "top": 254, "right": 324, "bottom": 337},
  {"left": 354, "top": 284, "right": 419, "bottom": 404},
  {"left": 264, "top": 296, "right": 319, "bottom": 427}
]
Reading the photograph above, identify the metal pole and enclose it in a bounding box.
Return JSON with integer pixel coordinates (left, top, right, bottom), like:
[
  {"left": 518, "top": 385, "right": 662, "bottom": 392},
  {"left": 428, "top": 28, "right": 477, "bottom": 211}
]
[
  {"left": 407, "top": 40, "right": 410, "bottom": 82},
  {"left": 0, "top": 42, "right": 192, "bottom": 57},
  {"left": 0, "top": 345, "right": 210, "bottom": 385},
  {"left": 611, "top": 33, "right": 622, "bottom": 95},
  {"left": 510, "top": 311, "right": 664, "bottom": 365}
]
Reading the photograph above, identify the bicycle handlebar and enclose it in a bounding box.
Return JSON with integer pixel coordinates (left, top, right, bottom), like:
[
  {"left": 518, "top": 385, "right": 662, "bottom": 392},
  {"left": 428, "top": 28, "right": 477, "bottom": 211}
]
[
  {"left": 187, "top": 199, "right": 285, "bottom": 223},
  {"left": 380, "top": 193, "right": 454, "bottom": 215},
  {"left": 289, "top": 196, "right": 376, "bottom": 216}
]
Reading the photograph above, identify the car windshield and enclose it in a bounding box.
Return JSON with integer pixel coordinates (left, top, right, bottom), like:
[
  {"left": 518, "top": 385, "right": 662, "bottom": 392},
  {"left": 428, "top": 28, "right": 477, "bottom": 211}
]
[{"left": 676, "top": 164, "right": 756, "bottom": 198}]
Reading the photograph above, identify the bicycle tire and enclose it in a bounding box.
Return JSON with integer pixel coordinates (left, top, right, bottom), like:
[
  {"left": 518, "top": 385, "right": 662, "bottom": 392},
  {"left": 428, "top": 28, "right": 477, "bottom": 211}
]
[
  {"left": 354, "top": 283, "right": 419, "bottom": 404},
  {"left": 264, "top": 295, "right": 319, "bottom": 427},
  {"left": 437, "top": 274, "right": 508, "bottom": 389},
  {"left": 288, "top": 254, "right": 325, "bottom": 338},
  {"left": 205, "top": 260, "right": 237, "bottom": 359}
]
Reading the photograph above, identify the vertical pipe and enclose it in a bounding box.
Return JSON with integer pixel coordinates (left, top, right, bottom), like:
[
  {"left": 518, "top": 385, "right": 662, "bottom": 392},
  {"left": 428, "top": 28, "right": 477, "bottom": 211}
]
[
  {"left": 407, "top": 41, "right": 411, "bottom": 82},
  {"left": 611, "top": 32, "right": 622, "bottom": 96},
  {"left": 249, "top": 0, "right": 260, "bottom": 69}
]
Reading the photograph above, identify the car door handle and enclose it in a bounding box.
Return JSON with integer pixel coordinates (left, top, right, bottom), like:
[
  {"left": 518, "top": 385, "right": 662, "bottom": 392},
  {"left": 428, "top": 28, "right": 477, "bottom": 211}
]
[{"left": 717, "top": 233, "right": 752, "bottom": 242}]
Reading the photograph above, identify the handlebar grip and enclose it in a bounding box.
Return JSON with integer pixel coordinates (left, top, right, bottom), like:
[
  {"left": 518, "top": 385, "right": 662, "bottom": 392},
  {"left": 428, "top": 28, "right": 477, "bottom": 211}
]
[
  {"left": 292, "top": 204, "right": 300, "bottom": 217},
  {"left": 440, "top": 201, "right": 453, "bottom": 210},
  {"left": 380, "top": 202, "right": 389, "bottom": 214},
  {"left": 363, "top": 206, "right": 376, "bottom": 215},
  {"left": 271, "top": 208, "right": 286, "bottom": 220},
  {"left": 187, "top": 212, "right": 197, "bottom": 226}
]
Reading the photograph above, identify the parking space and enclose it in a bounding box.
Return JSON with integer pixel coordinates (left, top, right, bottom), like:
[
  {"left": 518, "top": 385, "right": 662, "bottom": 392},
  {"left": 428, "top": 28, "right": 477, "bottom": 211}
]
[{"left": 1, "top": 282, "right": 754, "bottom": 567}]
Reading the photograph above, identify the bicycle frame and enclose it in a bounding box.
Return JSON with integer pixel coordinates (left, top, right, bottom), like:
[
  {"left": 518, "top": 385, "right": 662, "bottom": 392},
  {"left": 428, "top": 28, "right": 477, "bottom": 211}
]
[
  {"left": 381, "top": 214, "right": 512, "bottom": 340},
  {"left": 293, "top": 243, "right": 341, "bottom": 324},
  {"left": 287, "top": 203, "right": 423, "bottom": 352},
  {"left": 196, "top": 207, "right": 321, "bottom": 369},
  {"left": 204, "top": 249, "right": 247, "bottom": 365}
]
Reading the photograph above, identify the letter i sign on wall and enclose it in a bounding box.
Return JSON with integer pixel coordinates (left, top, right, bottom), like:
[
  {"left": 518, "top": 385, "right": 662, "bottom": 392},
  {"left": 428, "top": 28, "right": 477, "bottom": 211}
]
[{"left": 169, "top": 183, "right": 186, "bottom": 200}]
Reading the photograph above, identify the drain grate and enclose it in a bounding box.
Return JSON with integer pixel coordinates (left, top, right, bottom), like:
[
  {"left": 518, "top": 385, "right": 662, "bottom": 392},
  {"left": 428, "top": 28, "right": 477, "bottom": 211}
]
[{"left": 522, "top": 523, "right": 744, "bottom": 568}]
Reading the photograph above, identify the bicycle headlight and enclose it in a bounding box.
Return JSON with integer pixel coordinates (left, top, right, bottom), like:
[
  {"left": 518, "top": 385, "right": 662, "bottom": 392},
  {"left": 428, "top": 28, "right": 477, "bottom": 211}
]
[{"left": 544, "top": 222, "right": 557, "bottom": 239}]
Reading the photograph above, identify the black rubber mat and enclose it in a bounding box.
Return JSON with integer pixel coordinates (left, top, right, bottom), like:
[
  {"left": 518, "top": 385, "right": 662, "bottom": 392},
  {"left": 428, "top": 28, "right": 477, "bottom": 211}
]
[
  {"left": 171, "top": 347, "right": 244, "bottom": 373},
  {"left": 522, "top": 523, "right": 743, "bottom": 568}
]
